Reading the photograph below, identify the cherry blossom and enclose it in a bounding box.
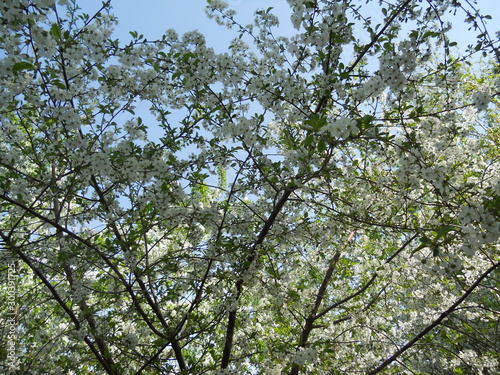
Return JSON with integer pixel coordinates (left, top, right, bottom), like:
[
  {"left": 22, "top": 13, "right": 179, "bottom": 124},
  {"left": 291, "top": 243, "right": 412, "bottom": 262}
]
[{"left": 0, "top": 0, "right": 499, "bottom": 374}]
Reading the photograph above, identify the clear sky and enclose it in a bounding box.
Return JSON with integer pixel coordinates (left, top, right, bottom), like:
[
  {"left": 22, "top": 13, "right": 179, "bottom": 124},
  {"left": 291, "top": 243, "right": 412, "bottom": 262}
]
[{"left": 101, "top": 0, "right": 294, "bottom": 48}]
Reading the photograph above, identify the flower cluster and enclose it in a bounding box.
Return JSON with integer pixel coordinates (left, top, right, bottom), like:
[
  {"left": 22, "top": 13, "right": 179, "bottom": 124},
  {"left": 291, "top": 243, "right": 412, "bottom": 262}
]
[
  {"left": 472, "top": 88, "right": 491, "bottom": 111},
  {"left": 292, "top": 347, "right": 318, "bottom": 366},
  {"left": 319, "top": 116, "right": 358, "bottom": 139},
  {"left": 0, "top": 1, "right": 498, "bottom": 374}
]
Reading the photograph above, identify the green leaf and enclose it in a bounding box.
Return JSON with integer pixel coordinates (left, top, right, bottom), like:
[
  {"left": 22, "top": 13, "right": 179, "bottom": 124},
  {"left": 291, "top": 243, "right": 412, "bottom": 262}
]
[
  {"left": 435, "top": 226, "right": 455, "bottom": 240},
  {"left": 50, "top": 23, "right": 62, "bottom": 39},
  {"left": 12, "top": 62, "right": 35, "bottom": 72},
  {"left": 317, "top": 139, "right": 326, "bottom": 153},
  {"left": 420, "top": 236, "right": 431, "bottom": 245},
  {"left": 304, "top": 114, "right": 326, "bottom": 130},
  {"left": 422, "top": 31, "right": 440, "bottom": 39},
  {"left": 412, "top": 236, "right": 432, "bottom": 254},
  {"left": 360, "top": 115, "right": 374, "bottom": 129},
  {"left": 51, "top": 79, "right": 66, "bottom": 89},
  {"left": 303, "top": 134, "right": 314, "bottom": 147}
]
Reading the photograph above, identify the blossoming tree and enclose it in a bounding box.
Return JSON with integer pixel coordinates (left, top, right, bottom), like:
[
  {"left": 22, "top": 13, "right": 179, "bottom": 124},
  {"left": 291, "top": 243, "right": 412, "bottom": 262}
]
[{"left": 0, "top": 0, "right": 499, "bottom": 374}]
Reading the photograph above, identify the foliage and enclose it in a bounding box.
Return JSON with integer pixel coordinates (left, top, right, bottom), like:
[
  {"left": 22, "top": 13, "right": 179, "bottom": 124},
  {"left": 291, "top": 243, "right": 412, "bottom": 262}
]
[{"left": 0, "top": 0, "right": 499, "bottom": 374}]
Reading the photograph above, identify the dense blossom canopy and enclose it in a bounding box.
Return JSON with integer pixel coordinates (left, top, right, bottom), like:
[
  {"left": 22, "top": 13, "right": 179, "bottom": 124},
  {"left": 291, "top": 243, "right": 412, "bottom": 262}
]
[{"left": 0, "top": 0, "right": 499, "bottom": 374}]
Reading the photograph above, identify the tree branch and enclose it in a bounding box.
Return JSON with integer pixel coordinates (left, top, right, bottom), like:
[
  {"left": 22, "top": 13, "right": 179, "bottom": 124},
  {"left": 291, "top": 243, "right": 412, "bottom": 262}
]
[
  {"left": 289, "top": 232, "right": 354, "bottom": 375},
  {"left": 0, "top": 234, "right": 119, "bottom": 375},
  {"left": 368, "top": 259, "right": 500, "bottom": 374},
  {"left": 221, "top": 187, "right": 296, "bottom": 368},
  {"left": 314, "top": 0, "right": 413, "bottom": 114}
]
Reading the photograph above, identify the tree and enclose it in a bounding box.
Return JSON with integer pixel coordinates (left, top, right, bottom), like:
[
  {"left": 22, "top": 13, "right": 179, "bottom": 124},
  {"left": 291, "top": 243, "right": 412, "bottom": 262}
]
[{"left": 0, "top": 0, "right": 499, "bottom": 373}]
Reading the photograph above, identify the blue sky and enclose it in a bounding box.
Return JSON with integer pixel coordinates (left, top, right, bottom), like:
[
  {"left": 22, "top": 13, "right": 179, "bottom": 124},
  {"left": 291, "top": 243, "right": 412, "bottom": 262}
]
[{"left": 102, "top": 0, "right": 294, "bottom": 47}]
